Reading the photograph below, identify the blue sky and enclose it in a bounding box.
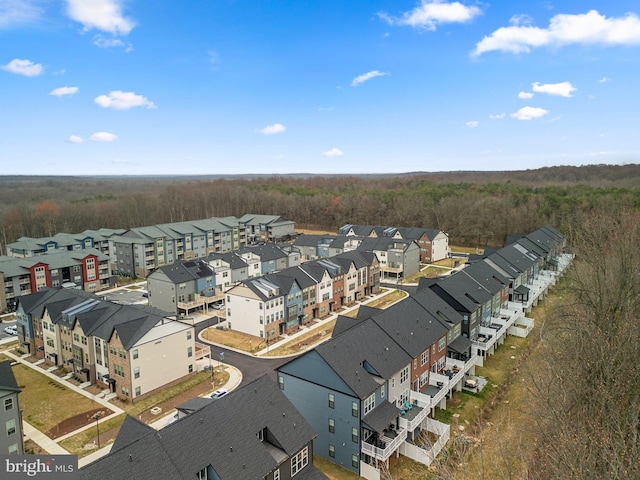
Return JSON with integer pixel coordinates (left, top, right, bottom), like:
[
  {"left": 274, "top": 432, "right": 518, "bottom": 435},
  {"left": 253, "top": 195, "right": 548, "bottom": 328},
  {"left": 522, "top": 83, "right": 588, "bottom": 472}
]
[{"left": 2, "top": 1, "right": 639, "bottom": 175}]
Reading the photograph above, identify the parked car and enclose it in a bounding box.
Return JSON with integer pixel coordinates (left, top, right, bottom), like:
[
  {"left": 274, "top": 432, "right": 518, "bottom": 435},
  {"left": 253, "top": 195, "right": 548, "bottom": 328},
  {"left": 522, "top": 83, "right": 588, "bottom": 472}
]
[
  {"left": 3, "top": 325, "right": 17, "bottom": 336},
  {"left": 207, "top": 388, "right": 228, "bottom": 399}
]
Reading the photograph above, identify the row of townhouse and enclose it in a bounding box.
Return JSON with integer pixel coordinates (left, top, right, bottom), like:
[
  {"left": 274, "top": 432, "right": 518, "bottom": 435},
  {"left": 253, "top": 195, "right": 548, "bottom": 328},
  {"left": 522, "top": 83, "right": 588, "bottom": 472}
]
[
  {"left": 338, "top": 224, "right": 449, "bottom": 264},
  {"left": 146, "top": 244, "right": 301, "bottom": 316},
  {"left": 0, "top": 248, "right": 115, "bottom": 312},
  {"left": 81, "top": 375, "right": 327, "bottom": 480},
  {"left": 6, "top": 214, "right": 295, "bottom": 280},
  {"left": 225, "top": 251, "right": 381, "bottom": 338},
  {"left": 276, "top": 225, "right": 572, "bottom": 479},
  {"left": 294, "top": 234, "right": 421, "bottom": 281},
  {"left": 15, "top": 288, "right": 200, "bottom": 402}
]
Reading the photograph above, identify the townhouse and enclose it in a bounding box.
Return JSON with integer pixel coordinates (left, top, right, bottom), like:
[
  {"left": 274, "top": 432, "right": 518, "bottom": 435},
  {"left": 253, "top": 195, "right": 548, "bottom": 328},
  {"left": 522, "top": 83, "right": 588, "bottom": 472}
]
[
  {"left": 0, "top": 248, "right": 115, "bottom": 312},
  {"left": 359, "top": 237, "right": 420, "bottom": 281},
  {"left": 15, "top": 288, "right": 198, "bottom": 401},
  {"left": 146, "top": 259, "right": 222, "bottom": 316},
  {"left": 0, "top": 361, "right": 24, "bottom": 455},
  {"left": 225, "top": 251, "right": 380, "bottom": 338},
  {"left": 277, "top": 319, "right": 413, "bottom": 476},
  {"left": 338, "top": 224, "right": 449, "bottom": 263},
  {"left": 81, "top": 375, "right": 326, "bottom": 480}
]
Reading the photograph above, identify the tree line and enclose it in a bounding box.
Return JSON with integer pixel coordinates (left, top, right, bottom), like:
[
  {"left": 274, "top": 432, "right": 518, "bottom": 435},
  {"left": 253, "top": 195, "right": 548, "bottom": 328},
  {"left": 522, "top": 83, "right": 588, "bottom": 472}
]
[{"left": 1, "top": 164, "right": 640, "bottom": 252}]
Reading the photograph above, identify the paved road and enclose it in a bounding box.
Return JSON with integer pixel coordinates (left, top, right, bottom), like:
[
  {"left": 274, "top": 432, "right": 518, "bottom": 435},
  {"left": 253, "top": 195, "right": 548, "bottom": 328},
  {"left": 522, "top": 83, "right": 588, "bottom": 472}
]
[{"left": 194, "top": 320, "right": 291, "bottom": 386}]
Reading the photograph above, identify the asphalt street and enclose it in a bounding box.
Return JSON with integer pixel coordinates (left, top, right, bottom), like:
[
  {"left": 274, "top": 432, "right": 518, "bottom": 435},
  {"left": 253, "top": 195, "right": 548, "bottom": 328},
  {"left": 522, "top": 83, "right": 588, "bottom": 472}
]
[{"left": 194, "top": 320, "right": 291, "bottom": 386}]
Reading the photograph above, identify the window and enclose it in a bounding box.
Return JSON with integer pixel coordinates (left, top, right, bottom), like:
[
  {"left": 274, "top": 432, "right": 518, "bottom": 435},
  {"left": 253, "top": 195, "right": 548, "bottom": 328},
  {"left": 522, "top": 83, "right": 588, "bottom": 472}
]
[
  {"left": 6, "top": 419, "right": 16, "bottom": 436},
  {"left": 352, "top": 427, "right": 358, "bottom": 443},
  {"left": 278, "top": 376, "right": 284, "bottom": 390},
  {"left": 438, "top": 337, "right": 446, "bottom": 352},
  {"left": 133, "top": 349, "right": 138, "bottom": 359},
  {"left": 273, "top": 469, "right": 280, "bottom": 480},
  {"left": 134, "top": 367, "right": 140, "bottom": 379},
  {"left": 352, "top": 454, "right": 358, "bottom": 468},
  {"left": 121, "top": 386, "right": 129, "bottom": 397},
  {"left": 421, "top": 350, "right": 429, "bottom": 366},
  {"left": 4, "top": 398, "right": 13, "bottom": 411},
  {"left": 8, "top": 444, "right": 18, "bottom": 455},
  {"left": 197, "top": 467, "right": 208, "bottom": 480},
  {"left": 352, "top": 401, "right": 358, "bottom": 417},
  {"left": 420, "top": 371, "right": 429, "bottom": 387},
  {"left": 364, "top": 393, "right": 375, "bottom": 415},
  {"left": 135, "top": 386, "right": 141, "bottom": 397},
  {"left": 187, "top": 330, "right": 192, "bottom": 340},
  {"left": 329, "top": 444, "right": 335, "bottom": 458},
  {"left": 328, "top": 393, "right": 335, "bottom": 409},
  {"left": 328, "top": 418, "right": 335, "bottom": 433},
  {"left": 381, "top": 385, "right": 385, "bottom": 398},
  {"left": 187, "top": 347, "right": 193, "bottom": 357},
  {"left": 291, "top": 447, "right": 308, "bottom": 476},
  {"left": 400, "top": 366, "right": 409, "bottom": 384}
]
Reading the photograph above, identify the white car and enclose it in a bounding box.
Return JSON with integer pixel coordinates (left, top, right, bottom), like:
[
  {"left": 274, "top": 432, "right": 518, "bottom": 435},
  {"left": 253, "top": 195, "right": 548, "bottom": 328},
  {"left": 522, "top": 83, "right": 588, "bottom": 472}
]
[
  {"left": 207, "top": 388, "right": 228, "bottom": 399},
  {"left": 3, "top": 325, "right": 17, "bottom": 336}
]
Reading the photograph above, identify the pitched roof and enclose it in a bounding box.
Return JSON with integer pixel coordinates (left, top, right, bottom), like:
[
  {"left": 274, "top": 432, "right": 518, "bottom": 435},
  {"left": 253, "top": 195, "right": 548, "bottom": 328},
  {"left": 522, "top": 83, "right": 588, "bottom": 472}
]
[
  {"left": 81, "top": 375, "right": 320, "bottom": 480},
  {"left": 153, "top": 259, "right": 215, "bottom": 284},
  {"left": 316, "top": 319, "right": 411, "bottom": 399},
  {"left": 0, "top": 361, "right": 21, "bottom": 393}
]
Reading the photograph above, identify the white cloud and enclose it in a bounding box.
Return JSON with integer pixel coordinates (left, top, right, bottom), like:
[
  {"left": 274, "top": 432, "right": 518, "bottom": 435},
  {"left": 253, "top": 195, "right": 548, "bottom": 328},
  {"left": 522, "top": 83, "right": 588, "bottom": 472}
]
[
  {"left": 1, "top": 58, "right": 43, "bottom": 76},
  {"left": 466, "top": 120, "right": 479, "bottom": 128},
  {"left": 532, "top": 81, "right": 576, "bottom": 97},
  {"left": 90, "top": 131, "right": 117, "bottom": 142},
  {"left": 473, "top": 10, "right": 640, "bottom": 56},
  {"left": 518, "top": 91, "right": 534, "bottom": 99},
  {"left": 50, "top": 86, "right": 79, "bottom": 97},
  {"left": 380, "top": 0, "right": 482, "bottom": 30},
  {"left": 0, "top": 0, "right": 45, "bottom": 28},
  {"left": 257, "top": 123, "right": 286, "bottom": 135},
  {"left": 598, "top": 76, "right": 611, "bottom": 83},
  {"left": 489, "top": 113, "right": 506, "bottom": 119},
  {"left": 68, "top": 135, "right": 83, "bottom": 143},
  {"left": 93, "top": 35, "right": 130, "bottom": 50},
  {"left": 65, "top": 0, "right": 135, "bottom": 35},
  {"left": 351, "top": 70, "right": 388, "bottom": 87},
  {"left": 208, "top": 51, "right": 219, "bottom": 64},
  {"left": 323, "top": 148, "right": 344, "bottom": 157},
  {"left": 509, "top": 14, "right": 533, "bottom": 26},
  {"left": 511, "top": 106, "right": 549, "bottom": 120},
  {"left": 94, "top": 90, "right": 156, "bottom": 110}
]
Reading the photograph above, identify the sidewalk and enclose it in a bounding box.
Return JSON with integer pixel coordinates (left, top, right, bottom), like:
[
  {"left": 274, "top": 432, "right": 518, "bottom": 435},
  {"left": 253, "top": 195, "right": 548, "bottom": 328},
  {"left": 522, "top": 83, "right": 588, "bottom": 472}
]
[
  {"left": 23, "top": 421, "right": 70, "bottom": 455},
  {"left": 3, "top": 350, "right": 124, "bottom": 416},
  {"left": 197, "top": 287, "right": 402, "bottom": 359}
]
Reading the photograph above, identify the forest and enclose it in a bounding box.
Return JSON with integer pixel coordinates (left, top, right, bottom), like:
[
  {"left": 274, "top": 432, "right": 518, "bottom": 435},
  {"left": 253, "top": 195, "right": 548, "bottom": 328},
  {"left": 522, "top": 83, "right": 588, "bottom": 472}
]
[
  {"left": 1, "top": 163, "right": 640, "bottom": 252},
  {"left": 2, "top": 164, "right": 639, "bottom": 479}
]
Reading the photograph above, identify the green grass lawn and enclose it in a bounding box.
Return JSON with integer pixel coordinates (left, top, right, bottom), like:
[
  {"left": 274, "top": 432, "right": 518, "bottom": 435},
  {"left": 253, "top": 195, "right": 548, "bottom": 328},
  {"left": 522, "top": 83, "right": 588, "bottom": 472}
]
[{"left": 11, "top": 363, "right": 102, "bottom": 432}]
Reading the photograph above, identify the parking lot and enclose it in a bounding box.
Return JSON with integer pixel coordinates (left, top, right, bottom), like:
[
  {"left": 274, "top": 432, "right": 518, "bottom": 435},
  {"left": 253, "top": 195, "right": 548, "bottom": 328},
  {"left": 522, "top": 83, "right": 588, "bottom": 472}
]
[{"left": 100, "top": 284, "right": 149, "bottom": 306}]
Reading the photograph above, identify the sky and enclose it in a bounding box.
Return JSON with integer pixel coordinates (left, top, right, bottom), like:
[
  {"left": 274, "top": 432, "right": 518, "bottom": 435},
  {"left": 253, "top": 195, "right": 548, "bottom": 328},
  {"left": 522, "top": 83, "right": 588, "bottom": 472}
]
[{"left": 2, "top": 0, "right": 640, "bottom": 176}]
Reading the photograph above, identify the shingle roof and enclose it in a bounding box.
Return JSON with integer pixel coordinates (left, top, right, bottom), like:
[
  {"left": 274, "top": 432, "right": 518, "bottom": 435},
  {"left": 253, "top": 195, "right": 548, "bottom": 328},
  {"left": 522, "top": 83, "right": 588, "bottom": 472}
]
[
  {"left": 0, "top": 360, "right": 20, "bottom": 393},
  {"left": 81, "top": 375, "right": 320, "bottom": 480},
  {"left": 316, "top": 319, "right": 411, "bottom": 399}
]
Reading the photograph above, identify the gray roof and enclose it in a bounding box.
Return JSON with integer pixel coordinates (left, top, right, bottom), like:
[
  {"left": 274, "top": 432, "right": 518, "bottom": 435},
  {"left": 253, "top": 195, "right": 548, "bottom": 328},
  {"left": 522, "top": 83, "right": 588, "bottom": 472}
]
[
  {"left": 0, "top": 360, "right": 20, "bottom": 393},
  {"left": 81, "top": 375, "right": 320, "bottom": 480},
  {"left": 153, "top": 259, "right": 215, "bottom": 284},
  {"left": 372, "top": 297, "right": 449, "bottom": 358},
  {"left": 316, "top": 319, "right": 411, "bottom": 399},
  {"left": 0, "top": 248, "right": 108, "bottom": 279},
  {"left": 362, "top": 399, "right": 401, "bottom": 433}
]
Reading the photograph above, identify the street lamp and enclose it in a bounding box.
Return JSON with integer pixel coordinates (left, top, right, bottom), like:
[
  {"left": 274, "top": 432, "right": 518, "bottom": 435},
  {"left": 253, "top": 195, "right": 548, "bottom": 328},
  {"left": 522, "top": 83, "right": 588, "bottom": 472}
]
[
  {"left": 93, "top": 412, "right": 101, "bottom": 449},
  {"left": 218, "top": 351, "right": 224, "bottom": 373}
]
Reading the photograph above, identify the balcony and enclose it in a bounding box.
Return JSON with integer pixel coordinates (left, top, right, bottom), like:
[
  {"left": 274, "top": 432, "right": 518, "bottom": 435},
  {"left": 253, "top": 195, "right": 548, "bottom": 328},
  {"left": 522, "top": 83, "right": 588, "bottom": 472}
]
[
  {"left": 361, "top": 426, "right": 408, "bottom": 461},
  {"left": 399, "top": 391, "right": 431, "bottom": 432}
]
